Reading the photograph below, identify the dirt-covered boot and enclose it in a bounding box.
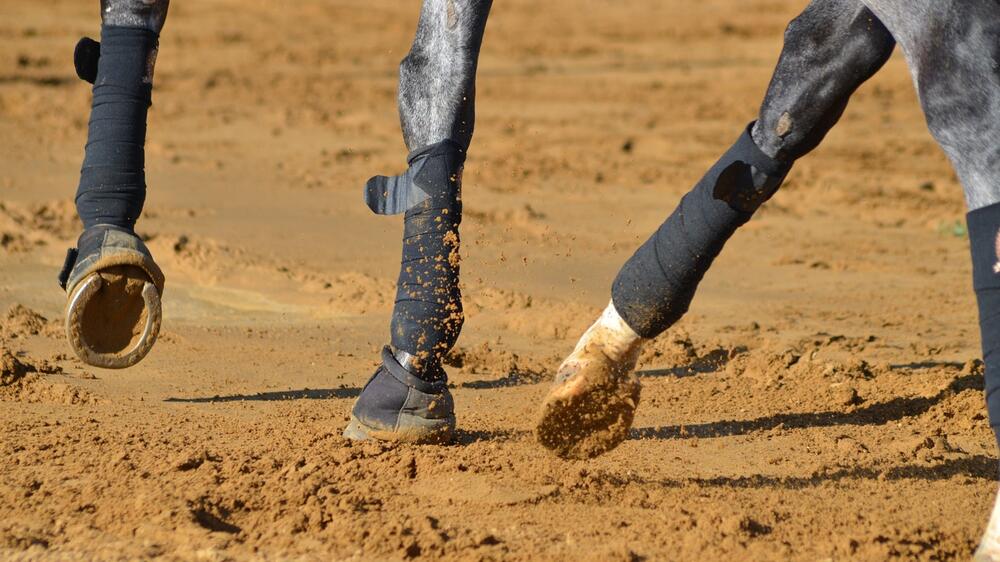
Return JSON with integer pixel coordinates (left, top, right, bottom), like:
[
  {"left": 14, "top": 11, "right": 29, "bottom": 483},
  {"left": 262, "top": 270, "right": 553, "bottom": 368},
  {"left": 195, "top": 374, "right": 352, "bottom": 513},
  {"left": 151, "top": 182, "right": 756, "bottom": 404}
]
[{"left": 343, "top": 346, "right": 456, "bottom": 444}]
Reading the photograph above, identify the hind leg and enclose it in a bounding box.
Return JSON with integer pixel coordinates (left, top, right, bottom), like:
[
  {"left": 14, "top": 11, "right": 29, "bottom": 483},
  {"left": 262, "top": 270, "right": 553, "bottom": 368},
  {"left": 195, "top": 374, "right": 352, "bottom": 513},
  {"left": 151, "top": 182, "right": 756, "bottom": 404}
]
[
  {"left": 61, "top": 0, "right": 170, "bottom": 369},
  {"left": 536, "top": 0, "right": 896, "bottom": 459},
  {"left": 343, "top": 0, "right": 493, "bottom": 444},
  {"left": 859, "top": 2, "right": 1000, "bottom": 558}
]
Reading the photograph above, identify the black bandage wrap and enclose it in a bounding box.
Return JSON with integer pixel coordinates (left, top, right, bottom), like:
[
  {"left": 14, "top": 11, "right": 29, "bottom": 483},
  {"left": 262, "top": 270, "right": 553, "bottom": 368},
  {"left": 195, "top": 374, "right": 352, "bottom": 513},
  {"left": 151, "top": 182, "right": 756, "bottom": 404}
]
[
  {"left": 612, "top": 123, "right": 792, "bottom": 338},
  {"left": 967, "top": 202, "right": 1000, "bottom": 441},
  {"left": 75, "top": 26, "right": 156, "bottom": 232},
  {"left": 366, "top": 140, "right": 466, "bottom": 375}
]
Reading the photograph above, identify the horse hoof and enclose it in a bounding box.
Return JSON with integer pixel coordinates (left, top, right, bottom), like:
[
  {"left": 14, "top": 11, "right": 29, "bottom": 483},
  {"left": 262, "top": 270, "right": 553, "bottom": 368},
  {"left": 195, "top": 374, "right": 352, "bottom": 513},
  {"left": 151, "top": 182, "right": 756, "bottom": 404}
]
[
  {"left": 536, "top": 356, "right": 641, "bottom": 460},
  {"left": 65, "top": 265, "right": 162, "bottom": 369},
  {"left": 342, "top": 346, "right": 456, "bottom": 444}
]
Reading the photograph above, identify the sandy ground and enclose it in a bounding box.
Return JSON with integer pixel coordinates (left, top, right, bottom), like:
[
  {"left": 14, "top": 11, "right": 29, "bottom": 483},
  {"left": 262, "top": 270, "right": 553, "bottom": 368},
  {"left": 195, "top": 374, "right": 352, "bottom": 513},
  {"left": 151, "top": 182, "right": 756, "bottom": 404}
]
[{"left": 1, "top": 0, "right": 996, "bottom": 560}]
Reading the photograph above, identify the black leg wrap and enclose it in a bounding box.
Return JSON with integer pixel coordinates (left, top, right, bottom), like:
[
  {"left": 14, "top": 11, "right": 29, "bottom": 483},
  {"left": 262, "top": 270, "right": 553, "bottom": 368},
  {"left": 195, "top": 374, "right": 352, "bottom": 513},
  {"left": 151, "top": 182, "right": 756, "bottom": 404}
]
[
  {"left": 611, "top": 123, "right": 792, "bottom": 338},
  {"left": 967, "top": 202, "right": 1000, "bottom": 450},
  {"left": 366, "top": 140, "right": 466, "bottom": 379},
  {"left": 75, "top": 26, "right": 156, "bottom": 232}
]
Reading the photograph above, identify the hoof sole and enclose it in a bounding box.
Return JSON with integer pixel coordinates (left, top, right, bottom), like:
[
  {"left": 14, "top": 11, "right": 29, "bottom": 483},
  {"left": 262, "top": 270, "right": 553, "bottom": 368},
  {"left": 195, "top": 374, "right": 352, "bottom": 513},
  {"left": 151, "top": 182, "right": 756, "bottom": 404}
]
[
  {"left": 65, "top": 265, "right": 162, "bottom": 369},
  {"left": 536, "top": 365, "right": 641, "bottom": 460}
]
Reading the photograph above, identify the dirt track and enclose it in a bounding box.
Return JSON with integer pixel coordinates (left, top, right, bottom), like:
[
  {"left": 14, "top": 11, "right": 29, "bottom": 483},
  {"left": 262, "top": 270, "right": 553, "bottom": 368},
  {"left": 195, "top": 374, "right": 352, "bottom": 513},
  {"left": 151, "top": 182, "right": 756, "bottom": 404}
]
[{"left": 1, "top": 0, "right": 996, "bottom": 560}]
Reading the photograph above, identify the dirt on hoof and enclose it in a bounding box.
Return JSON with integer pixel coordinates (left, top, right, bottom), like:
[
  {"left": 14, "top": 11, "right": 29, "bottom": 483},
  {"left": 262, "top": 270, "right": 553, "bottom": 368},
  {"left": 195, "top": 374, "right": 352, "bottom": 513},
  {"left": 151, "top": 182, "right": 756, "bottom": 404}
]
[
  {"left": 79, "top": 265, "right": 150, "bottom": 354},
  {"left": 536, "top": 361, "right": 642, "bottom": 459}
]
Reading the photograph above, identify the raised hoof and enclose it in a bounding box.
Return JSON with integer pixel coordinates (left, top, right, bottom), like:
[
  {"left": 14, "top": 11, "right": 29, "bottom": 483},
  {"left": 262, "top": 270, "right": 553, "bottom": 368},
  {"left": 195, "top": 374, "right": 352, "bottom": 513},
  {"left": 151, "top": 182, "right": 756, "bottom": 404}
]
[
  {"left": 342, "top": 414, "right": 455, "bottom": 445},
  {"left": 65, "top": 265, "right": 162, "bottom": 369},
  {"left": 536, "top": 360, "right": 641, "bottom": 460}
]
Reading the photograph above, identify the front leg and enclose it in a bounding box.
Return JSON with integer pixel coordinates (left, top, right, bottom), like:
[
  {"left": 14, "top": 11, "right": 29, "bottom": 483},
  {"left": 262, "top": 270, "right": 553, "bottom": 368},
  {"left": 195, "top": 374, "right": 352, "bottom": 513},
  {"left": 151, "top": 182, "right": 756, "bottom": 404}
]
[
  {"left": 61, "top": 0, "right": 170, "bottom": 369},
  {"left": 536, "top": 0, "right": 896, "bottom": 459},
  {"left": 343, "top": 0, "right": 493, "bottom": 444}
]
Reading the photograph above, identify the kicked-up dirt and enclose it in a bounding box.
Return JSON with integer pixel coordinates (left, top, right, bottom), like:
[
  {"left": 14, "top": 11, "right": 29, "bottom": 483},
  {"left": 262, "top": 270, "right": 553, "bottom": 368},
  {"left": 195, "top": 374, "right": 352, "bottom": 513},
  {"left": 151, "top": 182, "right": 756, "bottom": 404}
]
[{"left": 0, "top": 0, "right": 995, "bottom": 560}]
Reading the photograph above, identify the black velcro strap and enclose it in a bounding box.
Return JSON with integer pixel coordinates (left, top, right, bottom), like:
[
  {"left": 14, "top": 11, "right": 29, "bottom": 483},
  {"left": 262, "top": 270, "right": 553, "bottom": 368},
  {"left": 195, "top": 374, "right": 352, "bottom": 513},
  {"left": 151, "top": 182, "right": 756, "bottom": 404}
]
[
  {"left": 74, "top": 37, "right": 101, "bottom": 85},
  {"left": 58, "top": 248, "right": 79, "bottom": 291},
  {"left": 364, "top": 139, "right": 466, "bottom": 216},
  {"left": 380, "top": 346, "right": 447, "bottom": 394},
  {"left": 711, "top": 121, "right": 792, "bottom": 213}
]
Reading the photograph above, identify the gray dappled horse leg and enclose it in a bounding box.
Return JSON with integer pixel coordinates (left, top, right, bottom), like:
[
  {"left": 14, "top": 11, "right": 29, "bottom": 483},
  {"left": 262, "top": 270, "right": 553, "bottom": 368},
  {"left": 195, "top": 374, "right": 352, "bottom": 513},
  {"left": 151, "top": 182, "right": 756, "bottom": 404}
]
[
  {"left": 535, "top": 0, "right": 896, "bottom": 460},
  {"left": 386, "top": 0, "right": 492, "bottom": 372},
  {"left": 858, "top": 2, "right": 1000, "bottom": 559},
  {"left": 859, "top": 0, "right": 1000, "bottom": 211},
  {"left": 344, "top": 0, "right": 493, "bottom": 444},
  {"left": 398, "top": 0, "right": 491, "bottom": 152},
  {"left": 61, "top": 0, "right": 170, "bottom": 369}
]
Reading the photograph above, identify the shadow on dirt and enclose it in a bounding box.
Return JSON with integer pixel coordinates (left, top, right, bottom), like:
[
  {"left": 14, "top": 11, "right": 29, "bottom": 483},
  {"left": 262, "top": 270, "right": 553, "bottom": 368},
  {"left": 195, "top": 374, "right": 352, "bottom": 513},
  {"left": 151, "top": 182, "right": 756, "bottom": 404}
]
[
  {"left": 459, "top": 370, "right": 548, "bottom": 389},
  {"left": 890, "top": 360, "right": 966, "bottom": 370},
  {"left": 629, "top": 373, "right": 983, "bottom": 441},
  {"left": 663, "top": 455, "right": 998, "bottom": 489},
  {"left": 637, "top": 347, "right": 740, "bottom": 379},
  {"left": 452, "top": 428, "right": 530, "bottom": 445},
  {"left": 164, "top": 387, "right": 360, "bottom": 403}
]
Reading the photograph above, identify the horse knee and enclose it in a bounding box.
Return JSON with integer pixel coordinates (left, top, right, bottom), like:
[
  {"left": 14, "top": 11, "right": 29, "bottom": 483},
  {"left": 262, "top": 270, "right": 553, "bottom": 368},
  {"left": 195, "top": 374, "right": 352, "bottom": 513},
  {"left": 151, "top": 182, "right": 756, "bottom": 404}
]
[
  {"left": 100, "top": 0, "right": 170, "bottom": 33},
  {"left": 755, "top": 2, "right": 894, "bottom": 162}
]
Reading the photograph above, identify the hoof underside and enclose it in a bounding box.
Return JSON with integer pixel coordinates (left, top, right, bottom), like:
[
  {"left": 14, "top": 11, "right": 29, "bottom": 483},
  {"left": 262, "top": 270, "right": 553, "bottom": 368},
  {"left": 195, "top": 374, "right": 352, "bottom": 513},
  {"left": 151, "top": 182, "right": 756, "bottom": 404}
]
[
  {"left": 536, "top": 364, "right": 641, "bottom": 460},
  {"left": 65, "top": 265, "right": 161, "bottom": 369}
]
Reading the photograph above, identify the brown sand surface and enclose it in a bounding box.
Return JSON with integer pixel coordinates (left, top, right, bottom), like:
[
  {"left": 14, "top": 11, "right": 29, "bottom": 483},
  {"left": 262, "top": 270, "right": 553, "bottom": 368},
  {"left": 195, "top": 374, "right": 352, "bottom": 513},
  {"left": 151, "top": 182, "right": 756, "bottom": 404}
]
[{"left": 1, "top": 0, "right": 995, "bottom": 560}]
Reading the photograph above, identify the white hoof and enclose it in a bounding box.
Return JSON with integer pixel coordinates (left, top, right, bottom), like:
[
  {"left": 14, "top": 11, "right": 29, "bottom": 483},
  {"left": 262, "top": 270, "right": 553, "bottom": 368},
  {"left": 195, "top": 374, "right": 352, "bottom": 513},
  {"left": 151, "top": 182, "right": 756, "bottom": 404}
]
[{"left": 536, "top": 301, "right": 646, "bottom": 459}]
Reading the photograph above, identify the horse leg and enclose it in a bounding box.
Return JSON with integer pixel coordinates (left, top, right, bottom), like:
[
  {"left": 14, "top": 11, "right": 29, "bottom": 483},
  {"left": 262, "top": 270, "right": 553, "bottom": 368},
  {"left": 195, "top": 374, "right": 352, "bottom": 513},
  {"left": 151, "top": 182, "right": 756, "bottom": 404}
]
[
  {"left": 857, "top": 2, "right": 1000, "bottom": 558},
  {"left": 536, "top": 0, "right": 896, "bottom": 459},
  {"left": 61, "top": 0, "right": 170, "bottom": 369},
  {"left": 343, "top": 0, "right": 493, "bottom": 444}
]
